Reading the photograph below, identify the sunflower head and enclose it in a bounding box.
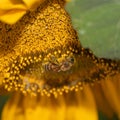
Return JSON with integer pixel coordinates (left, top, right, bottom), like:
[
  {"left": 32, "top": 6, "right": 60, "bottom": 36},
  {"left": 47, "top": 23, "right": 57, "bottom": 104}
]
[{"left": 0, "top": 0, "right": 119, "bottom": 98}]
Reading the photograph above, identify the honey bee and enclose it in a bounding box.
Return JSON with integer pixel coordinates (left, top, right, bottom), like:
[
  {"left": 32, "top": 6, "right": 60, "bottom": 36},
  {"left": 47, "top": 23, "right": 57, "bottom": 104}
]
[{"left": 44, "top": 56, "right": 74, "bottom": 72}]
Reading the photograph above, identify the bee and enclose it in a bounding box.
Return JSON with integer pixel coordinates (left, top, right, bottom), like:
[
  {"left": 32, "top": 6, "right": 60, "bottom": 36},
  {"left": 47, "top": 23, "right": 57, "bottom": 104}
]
[{"left": 44, "top": 56, "right": 75, "bottom": 72}]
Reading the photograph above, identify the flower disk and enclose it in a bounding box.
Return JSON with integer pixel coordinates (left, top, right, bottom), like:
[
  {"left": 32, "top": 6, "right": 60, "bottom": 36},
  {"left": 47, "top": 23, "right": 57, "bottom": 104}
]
[{"left": 0, "top": 0, "right": 119, "bottom": 97}]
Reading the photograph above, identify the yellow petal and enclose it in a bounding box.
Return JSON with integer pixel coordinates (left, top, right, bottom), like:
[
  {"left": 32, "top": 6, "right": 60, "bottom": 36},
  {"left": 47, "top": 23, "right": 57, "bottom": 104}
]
[
  {"left": 91, "top": 83, "right": 114, "bottom": 118},
  {"left": 0, "top": 0, "right": 25, "bottom": 10},
  {"left": 0, "top": 10, "right": 26, "bottom": 24},
  {"left": 0, "top": 0, "right": 47, "bottom": 24},
  {"left": 2, "top": 86, "right": 98, "bottom": 120},
  {"left": 22, "top": 0, "right": 45, "bottom": 10},
  {"left": 23, "top": 96, "right": 66, "bottom": 120},
  {"left": 0, "top": 0, "right": 27, "bottom": 24},
  {"left": 1, "top": 94, "right": 24, "bottom": 120},
  {"left": 66, "top": 85, "right": 98, "bottom": 120},
  {"left": 1, "top": 94, "right": 66, "bottom": 120},
  {"left": 101, "top": 75, "right": 120, "bottom": 118}
]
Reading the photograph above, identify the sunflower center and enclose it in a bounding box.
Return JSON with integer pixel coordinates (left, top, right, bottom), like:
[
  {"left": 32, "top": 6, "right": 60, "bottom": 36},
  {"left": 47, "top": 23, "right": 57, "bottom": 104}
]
[
  {"left": 3, "top": 47, "right": 120, "bottom": 97},
  {"left": 3, "top": 47, "right": 82, "bottom": 97},
  {"left": 20, "top": 52, "right": 75, "bottom": 88}
]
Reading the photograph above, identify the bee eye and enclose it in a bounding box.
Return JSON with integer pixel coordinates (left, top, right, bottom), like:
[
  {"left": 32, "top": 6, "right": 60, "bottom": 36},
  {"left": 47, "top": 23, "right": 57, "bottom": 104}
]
[{"left": 69, "top": 57, "right": 74, "bottom": 64}]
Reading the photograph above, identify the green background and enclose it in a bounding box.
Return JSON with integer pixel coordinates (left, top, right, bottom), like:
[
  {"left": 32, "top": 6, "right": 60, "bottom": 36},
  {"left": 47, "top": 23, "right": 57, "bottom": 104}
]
[
  {"left": 0, "top": 0, "right": 120, "bottom": 119},
  {"left": 66, "top": 0, "right": 120, "bottom": 59}
]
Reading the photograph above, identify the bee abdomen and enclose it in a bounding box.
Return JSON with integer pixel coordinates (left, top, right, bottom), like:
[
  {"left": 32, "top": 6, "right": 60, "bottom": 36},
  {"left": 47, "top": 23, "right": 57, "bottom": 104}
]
[{"left": 44, "top": 63, "right": 61, "bottom": 72}]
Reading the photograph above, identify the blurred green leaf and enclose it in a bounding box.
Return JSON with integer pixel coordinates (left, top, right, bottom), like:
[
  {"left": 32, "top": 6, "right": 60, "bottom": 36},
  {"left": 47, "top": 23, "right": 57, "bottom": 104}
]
[{"left": 66, "top": 0, "right": 120, "bottom": 58}]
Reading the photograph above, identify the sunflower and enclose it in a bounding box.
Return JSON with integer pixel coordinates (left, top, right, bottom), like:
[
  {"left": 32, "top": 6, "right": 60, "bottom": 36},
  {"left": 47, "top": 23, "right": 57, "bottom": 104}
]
[{"left": 0, "top": 0, "right": 120, "bottom": 120}]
